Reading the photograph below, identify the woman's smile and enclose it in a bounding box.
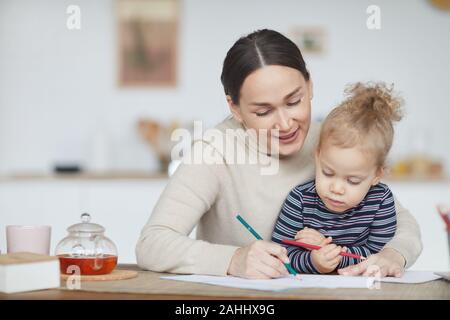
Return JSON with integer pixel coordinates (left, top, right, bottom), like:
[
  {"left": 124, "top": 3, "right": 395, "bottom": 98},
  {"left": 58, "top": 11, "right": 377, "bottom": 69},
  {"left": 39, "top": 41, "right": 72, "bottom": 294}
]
[{"left": 276, "top": 127, "right": 300, "bottom": 144}]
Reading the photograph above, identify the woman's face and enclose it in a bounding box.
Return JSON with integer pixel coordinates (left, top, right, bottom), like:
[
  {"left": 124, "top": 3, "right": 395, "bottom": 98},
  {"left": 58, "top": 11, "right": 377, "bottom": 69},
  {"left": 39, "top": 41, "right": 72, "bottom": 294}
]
[{"left": 228, "top": 65, "right": 312, "bottom": 157}]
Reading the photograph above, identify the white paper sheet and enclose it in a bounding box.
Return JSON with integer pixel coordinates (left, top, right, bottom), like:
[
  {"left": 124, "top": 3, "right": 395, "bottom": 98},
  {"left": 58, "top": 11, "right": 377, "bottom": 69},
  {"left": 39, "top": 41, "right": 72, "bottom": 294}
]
[
  {"left": 380, "top": 271, "right": 442, "bottom": 284},
  {"left": 161, "top": 271, "right": 441, "bottom": 291}
]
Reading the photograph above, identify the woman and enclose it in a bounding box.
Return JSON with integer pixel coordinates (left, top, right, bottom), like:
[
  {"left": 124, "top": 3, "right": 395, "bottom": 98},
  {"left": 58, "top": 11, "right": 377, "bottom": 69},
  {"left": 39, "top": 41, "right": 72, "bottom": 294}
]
[{"left": 136, "top": 29, "right": 422, "bottom": 279}]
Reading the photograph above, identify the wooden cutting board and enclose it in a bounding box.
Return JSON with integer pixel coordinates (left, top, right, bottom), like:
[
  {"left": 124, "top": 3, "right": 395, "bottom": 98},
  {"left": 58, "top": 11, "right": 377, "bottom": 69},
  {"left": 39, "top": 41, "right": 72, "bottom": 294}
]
[{"left": 60, "top": 269, "right": 138, "bottom": 282}]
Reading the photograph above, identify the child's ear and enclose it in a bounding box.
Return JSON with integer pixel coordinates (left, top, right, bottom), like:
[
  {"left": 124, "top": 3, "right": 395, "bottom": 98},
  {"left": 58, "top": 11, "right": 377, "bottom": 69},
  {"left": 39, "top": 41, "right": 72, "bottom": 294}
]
[
  {"left": 227, "top": 95, "right": 243, "bottom": 123},
  {"left": 372, "top": 167, "right": 385, "bottom": 185}
]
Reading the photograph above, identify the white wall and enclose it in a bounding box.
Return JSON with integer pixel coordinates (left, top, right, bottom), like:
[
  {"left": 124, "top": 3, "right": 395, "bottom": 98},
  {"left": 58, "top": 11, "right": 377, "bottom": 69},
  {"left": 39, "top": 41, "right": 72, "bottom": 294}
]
[{"left": 1, "top": 0, "right": 450, "bottom": 173}]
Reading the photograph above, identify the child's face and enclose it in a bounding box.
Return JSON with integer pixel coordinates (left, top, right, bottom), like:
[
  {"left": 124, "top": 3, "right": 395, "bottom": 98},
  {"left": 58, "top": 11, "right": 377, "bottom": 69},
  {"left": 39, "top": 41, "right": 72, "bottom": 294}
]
[{"left": 315, "top": 142, "right": 382, "bottom": 213}]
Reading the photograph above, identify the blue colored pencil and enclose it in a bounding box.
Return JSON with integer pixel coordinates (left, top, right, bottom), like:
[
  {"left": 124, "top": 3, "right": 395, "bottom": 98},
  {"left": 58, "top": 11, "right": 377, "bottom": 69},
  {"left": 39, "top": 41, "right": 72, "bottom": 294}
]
[{"left": 235, "top": 214, "right": 298, "bottom": 276}]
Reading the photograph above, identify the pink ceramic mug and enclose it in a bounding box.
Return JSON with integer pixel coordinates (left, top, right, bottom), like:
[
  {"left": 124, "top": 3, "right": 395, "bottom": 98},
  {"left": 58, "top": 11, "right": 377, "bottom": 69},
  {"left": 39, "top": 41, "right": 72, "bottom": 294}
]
[{"left": 6, "top": 225, "right": 51, "bottom": 255}]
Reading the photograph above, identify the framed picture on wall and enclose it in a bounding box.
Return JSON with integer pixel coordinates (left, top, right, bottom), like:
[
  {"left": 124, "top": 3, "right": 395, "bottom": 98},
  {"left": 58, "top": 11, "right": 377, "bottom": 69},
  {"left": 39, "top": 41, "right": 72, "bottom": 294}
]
[
  {"left": 117, "top": 0, "right": 179, "bottom": 87},
  {"left": 289, "top": 26, "right": 327, "bottom": 56}
]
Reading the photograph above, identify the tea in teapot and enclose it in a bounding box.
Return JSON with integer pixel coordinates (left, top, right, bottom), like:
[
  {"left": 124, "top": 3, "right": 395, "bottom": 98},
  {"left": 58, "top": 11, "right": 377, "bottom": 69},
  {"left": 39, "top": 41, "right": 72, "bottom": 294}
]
[{"left": 55, "top": 213, "right": 118, "bottom": 275}]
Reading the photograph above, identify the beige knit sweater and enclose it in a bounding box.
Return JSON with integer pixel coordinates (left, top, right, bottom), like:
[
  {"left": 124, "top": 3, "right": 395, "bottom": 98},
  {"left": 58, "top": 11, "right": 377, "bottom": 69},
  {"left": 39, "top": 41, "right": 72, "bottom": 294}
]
[{"left": 136, "top": 118, "right": 422, "bottom": 276}]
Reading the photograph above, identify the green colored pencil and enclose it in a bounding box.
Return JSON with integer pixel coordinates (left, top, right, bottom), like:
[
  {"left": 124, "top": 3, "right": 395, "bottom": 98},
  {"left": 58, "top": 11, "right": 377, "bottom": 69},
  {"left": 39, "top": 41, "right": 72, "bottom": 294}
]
[{"left": 236, "top": 214, "right": 298, "bottom": 276}]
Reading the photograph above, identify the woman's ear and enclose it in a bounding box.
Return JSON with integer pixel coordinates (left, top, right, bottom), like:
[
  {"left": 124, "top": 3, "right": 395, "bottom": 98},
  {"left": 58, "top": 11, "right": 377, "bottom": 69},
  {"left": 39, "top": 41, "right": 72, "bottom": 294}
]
[
  {"left": 308, "top": 78, "right": 314, "bottom": 100},
  {"left": 227, "top": 95, "right": 243, "bottom": 123}
]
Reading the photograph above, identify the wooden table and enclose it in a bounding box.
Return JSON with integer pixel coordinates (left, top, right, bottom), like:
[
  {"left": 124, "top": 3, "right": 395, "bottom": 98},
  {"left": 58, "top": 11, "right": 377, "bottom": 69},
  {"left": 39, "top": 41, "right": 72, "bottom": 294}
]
[{"left": 1, "top": 264, "right": 449, "bottom": 300}]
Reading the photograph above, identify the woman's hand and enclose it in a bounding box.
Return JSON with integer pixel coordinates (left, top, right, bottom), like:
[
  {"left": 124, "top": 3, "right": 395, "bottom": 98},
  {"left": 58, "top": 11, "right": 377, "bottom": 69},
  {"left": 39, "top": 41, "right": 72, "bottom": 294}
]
[
  {"left": 311, "top": 244, "right": 346, "bottom": 274},
  {"left": 295, "top": 227, "right": 332, "bottom": 247},
  {"left": 227, "top": 240, "right": 291, "bottom": 279},
  {"left": 337, "top": 248, "right": 405, "bottom": 277}
]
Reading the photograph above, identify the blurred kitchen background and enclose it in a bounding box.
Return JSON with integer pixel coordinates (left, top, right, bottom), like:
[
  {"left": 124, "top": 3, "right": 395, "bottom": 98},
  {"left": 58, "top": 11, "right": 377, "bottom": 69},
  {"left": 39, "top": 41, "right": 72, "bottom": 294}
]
[{"left": 1, "top": 0, "right": 450, "bottom": 270}]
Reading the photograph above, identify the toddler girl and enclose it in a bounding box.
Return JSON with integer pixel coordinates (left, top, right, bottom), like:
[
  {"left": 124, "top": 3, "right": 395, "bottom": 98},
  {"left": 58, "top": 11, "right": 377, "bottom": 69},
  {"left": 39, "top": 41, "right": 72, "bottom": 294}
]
[{"left": 272, "top": 82, "right": 403, "bottom": 274}]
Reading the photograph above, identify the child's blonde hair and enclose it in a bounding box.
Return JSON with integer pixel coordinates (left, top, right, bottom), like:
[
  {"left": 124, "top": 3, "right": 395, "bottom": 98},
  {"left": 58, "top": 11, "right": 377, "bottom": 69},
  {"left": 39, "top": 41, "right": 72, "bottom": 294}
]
[{"left": 317, "top": 82, "right": 404, "bottom": 169}]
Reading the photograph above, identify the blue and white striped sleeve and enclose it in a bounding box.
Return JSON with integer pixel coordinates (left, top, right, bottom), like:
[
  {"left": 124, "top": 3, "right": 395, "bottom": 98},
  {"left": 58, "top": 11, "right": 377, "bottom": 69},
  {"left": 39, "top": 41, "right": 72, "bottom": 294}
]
[
  {"left": 271, "top": 188, "right": 320, "bottom": 274},
  {"left": 338, "top": 188, "right": 397, "bottom": 269}
]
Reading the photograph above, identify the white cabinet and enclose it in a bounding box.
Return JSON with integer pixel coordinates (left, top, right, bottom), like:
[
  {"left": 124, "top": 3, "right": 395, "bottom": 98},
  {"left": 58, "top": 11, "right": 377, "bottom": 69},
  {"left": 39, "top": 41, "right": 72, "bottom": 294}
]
[
  {"left": 0, "top": 181, "right": 82, "bottom": 257},
  {"left": 80, "top": 180, "right": 169, "bottom": 263},
  {"left": 1, "top": 178, "right": 449, "bottom": 271},
  {"left": 0, "top": 179, "right": 169, "bottom": 263},
  {"left": 389, "top": 181, "right": 450, "bottom": 272}
]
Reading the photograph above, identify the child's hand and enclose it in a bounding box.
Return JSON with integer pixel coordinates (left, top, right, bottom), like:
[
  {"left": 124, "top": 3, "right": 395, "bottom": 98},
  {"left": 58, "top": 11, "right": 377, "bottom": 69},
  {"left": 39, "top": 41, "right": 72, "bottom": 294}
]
[
  {"left": 295, "top": 227, "right": 332, "bottom": 247},
  {"left": 311, "top": 244, "right": 347, "bottom": 274}
]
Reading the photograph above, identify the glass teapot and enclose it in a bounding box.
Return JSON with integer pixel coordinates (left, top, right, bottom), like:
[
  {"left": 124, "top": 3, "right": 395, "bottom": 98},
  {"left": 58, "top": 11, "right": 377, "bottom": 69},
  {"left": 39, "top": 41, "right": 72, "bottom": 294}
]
[{"left": 55, "top": 213, "right": 118, "bottom": 275}]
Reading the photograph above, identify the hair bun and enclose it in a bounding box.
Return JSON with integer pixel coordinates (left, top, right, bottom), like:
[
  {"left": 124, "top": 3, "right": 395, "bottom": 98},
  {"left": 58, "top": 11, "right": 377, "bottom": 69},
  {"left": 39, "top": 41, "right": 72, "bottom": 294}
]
[{"left": 344, "top": 82, "right": 403, "bottom": 123}]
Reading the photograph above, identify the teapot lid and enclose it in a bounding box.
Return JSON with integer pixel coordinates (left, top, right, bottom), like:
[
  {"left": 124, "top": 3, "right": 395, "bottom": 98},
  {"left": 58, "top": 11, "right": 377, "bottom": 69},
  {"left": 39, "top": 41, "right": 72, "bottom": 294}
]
[{"left": 67, "top": 213, "right": 105, "bottom": 233}]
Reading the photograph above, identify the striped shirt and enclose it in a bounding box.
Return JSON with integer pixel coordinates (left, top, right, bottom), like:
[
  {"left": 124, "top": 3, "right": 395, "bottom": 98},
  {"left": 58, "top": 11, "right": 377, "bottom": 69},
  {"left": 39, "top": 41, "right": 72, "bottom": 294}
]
[{"left": 271, "top": 180, "right": 397, "bottom": 274}]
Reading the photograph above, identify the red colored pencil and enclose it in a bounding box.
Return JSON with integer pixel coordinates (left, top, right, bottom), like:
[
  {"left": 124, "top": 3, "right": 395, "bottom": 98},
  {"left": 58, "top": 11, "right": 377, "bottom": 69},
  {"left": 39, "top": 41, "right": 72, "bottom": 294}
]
[
  {"left": 436, "top": 205, "right": 450, "bottom": 231},
  {"left": 281, "top": 239, "right": 367, "bottom": 260}
]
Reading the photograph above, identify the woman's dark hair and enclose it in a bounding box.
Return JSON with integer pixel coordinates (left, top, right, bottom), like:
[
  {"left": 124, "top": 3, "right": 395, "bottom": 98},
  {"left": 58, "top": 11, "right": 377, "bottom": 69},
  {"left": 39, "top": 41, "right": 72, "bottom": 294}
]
[{"left": 220, "top": 29, "right": 310, "bottom": 104}]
